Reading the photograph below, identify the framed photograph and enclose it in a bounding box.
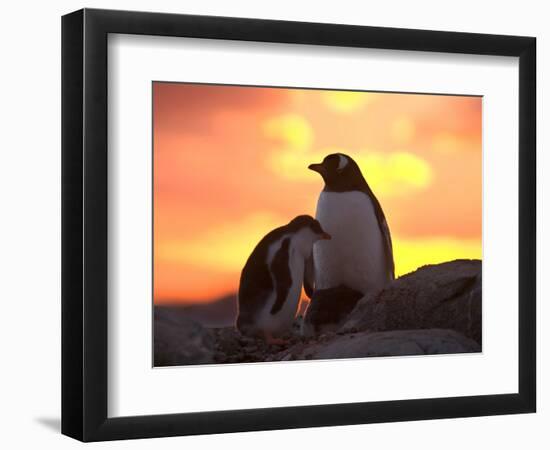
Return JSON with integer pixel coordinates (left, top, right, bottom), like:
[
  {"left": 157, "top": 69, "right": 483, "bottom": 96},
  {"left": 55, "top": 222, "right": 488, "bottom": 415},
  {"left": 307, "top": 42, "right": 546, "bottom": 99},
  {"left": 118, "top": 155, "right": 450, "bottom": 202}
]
[{"left": 61, "top": 8, "right": 536, "bottom": 441}]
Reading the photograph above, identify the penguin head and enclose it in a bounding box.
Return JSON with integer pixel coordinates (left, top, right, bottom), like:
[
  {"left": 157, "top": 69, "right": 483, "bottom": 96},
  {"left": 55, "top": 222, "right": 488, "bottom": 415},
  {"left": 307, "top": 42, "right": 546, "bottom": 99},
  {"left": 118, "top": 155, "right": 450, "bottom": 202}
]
[
  {"left": 288, "top": 215, "right": 331, "bottom": 257},
  {"left": 308, "top": 153, "right": 367, "bottom": 192}
]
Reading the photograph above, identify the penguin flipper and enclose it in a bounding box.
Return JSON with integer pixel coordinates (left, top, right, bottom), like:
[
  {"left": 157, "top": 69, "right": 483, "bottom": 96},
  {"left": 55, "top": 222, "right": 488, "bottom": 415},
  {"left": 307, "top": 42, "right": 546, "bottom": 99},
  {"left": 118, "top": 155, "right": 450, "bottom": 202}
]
[
  {"left": 366, "top": 190, "right": 395, "bottom": 281},
  {"left": 270, "top": 238, "right": 292, "bottom": 315},
  {"left": 237, "top": 261, "right": 273, "bottom": 328},
  {"left": 379, "top": 216, "right": 395, "bottom": 280},
  {"left": 303, "top": 254, "right": 315, "bottom": 299}
]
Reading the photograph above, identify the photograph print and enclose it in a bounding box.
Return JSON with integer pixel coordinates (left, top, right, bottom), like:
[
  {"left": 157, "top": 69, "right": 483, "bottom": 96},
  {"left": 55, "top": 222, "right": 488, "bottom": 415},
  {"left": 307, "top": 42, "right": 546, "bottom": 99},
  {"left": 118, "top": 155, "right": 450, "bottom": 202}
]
[{"left": 153, "top": 82, "right": 482, "bottom": 367}]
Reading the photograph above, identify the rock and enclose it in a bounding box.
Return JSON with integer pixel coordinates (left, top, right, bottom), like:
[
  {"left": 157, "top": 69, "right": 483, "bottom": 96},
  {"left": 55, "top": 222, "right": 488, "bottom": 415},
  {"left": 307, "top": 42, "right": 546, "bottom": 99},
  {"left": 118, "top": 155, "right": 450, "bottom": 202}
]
[
  {"left": 214, "top": 327, "right": 243, "bottom": 354},
  {"left": 343, "top": 260, "right": 482, "bottom": 345},
  {"left": 154, "top": 307, "right": 215, "bottom": 366},
  {"left": 289, "top": 329, "right": 480, "bottom": 359},
  {"left": 302, "top": 285, "right": 364, "bottom": 336},
  {"left": 154, "top": 261, "right": 482, "bottom": 366}
]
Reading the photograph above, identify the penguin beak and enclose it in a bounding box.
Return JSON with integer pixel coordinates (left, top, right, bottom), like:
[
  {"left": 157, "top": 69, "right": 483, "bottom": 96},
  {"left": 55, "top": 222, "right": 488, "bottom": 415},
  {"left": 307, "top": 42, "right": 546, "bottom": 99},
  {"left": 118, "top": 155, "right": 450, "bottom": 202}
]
[
  {"left": 308, "top": 163, "right": 324, "bottom": 175},
  {"left": 320, "top": 232, "right": 331, "bottom": 240}
]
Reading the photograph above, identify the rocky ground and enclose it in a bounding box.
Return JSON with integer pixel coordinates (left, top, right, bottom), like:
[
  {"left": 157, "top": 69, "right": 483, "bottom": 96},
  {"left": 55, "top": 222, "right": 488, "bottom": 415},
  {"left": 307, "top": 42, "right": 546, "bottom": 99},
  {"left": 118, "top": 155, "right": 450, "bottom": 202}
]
[{"left": 154, "top": 259, "right": 482, "bottom": 366}]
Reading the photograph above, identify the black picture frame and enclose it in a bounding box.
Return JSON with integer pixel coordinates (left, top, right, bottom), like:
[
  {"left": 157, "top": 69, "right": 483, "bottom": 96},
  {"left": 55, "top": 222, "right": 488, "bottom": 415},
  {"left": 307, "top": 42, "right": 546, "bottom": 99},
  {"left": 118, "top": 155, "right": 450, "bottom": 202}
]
[{"left": 61, "top": 8, "right": 536, "bottom": 442}]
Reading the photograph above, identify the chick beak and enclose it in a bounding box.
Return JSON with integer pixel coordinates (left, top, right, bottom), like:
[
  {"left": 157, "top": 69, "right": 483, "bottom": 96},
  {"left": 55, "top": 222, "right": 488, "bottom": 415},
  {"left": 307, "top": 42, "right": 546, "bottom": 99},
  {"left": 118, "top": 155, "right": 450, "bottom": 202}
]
[{"left": 320, "top": 232, "right": 331, "bottom": 240}]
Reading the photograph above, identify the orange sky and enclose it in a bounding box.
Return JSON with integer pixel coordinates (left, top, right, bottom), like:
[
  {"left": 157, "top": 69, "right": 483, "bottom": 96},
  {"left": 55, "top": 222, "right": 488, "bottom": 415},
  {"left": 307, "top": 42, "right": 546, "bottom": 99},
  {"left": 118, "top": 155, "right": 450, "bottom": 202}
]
[{"left": 153, "top": 83, "right": 482, "bottom": 304}]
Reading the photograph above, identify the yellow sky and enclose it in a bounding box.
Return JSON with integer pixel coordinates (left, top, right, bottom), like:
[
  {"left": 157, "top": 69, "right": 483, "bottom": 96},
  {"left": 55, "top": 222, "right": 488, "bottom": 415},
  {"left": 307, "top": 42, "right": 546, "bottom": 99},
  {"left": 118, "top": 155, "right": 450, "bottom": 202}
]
[{"left": 153, "top": 83, "right": 482, "bottom": 303}]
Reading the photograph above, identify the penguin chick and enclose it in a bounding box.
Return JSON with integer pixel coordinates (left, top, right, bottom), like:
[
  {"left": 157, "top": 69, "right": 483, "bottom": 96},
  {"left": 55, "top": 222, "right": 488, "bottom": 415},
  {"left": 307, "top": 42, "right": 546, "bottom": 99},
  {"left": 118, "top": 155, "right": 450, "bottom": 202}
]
[{"left": 236, "top": 215, "right": 331, "bottom": 344}]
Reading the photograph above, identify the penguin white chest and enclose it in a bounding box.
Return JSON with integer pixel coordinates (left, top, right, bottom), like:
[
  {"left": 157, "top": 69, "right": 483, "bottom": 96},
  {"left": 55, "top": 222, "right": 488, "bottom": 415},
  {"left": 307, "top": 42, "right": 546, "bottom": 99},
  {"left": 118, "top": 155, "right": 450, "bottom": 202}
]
[{"left": 314, "top": 191, "right": 386, "bottom": 294}]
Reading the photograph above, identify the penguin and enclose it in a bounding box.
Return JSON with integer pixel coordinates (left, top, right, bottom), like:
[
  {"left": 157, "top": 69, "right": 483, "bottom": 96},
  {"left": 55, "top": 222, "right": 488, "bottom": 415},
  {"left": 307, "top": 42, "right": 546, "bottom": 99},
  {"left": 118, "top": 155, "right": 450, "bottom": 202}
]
[
  {"left": 305, "top": 153, "right": 395, "bottom": 297},
  {"left": 236, "top": 215, "right": 331, "bottom": 343}
]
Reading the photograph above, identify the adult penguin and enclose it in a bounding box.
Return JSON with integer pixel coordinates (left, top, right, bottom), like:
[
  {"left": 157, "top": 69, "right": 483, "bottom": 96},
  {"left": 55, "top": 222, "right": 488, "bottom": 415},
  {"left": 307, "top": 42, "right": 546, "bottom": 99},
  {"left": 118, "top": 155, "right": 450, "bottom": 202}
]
[{"left": 305, "top": 153, "right": 395, "bottom": 297}]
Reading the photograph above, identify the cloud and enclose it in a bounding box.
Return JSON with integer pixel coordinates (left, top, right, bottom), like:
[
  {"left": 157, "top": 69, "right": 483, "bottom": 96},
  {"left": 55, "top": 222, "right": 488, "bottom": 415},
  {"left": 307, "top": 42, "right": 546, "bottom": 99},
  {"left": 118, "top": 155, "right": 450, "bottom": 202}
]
[
  {"left": 157, "top": 222, "right": 481, "bottom": 295},
  {"left": 353, "top": 151, "right": 433, "bottom": 196},
  {"left": 154, "top": 82, "right": 290, "bottom": 135},
  {"left": 156, "top": 212, "right": 285, "bottom": 272},
  {"left": 431, "top": 132, "right": 480, "bottom": 154},
  {"left": 267, "top": 146, "right": 433, "bottom": 197},
  {"left": 263, "top": 114, "right": 313, "bottom": 152},
  {"left": 391, "top": 116, "right": 416, "bottom": 144},
  {"left": 262, "top": 114, "right": 432, "bottom": 196},
  {"left": 322, "top": 91, "right": 374, "bottom": 113},
  {"left": 393, "top": 236, "right": 481, "bottom": 277}
]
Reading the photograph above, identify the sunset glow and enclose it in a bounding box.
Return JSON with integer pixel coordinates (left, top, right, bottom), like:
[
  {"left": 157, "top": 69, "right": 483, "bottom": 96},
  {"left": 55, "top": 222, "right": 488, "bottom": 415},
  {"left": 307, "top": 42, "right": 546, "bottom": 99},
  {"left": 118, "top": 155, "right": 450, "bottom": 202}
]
[{"left": 153, "top": 83, "right": 482, "bottom": 304}]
